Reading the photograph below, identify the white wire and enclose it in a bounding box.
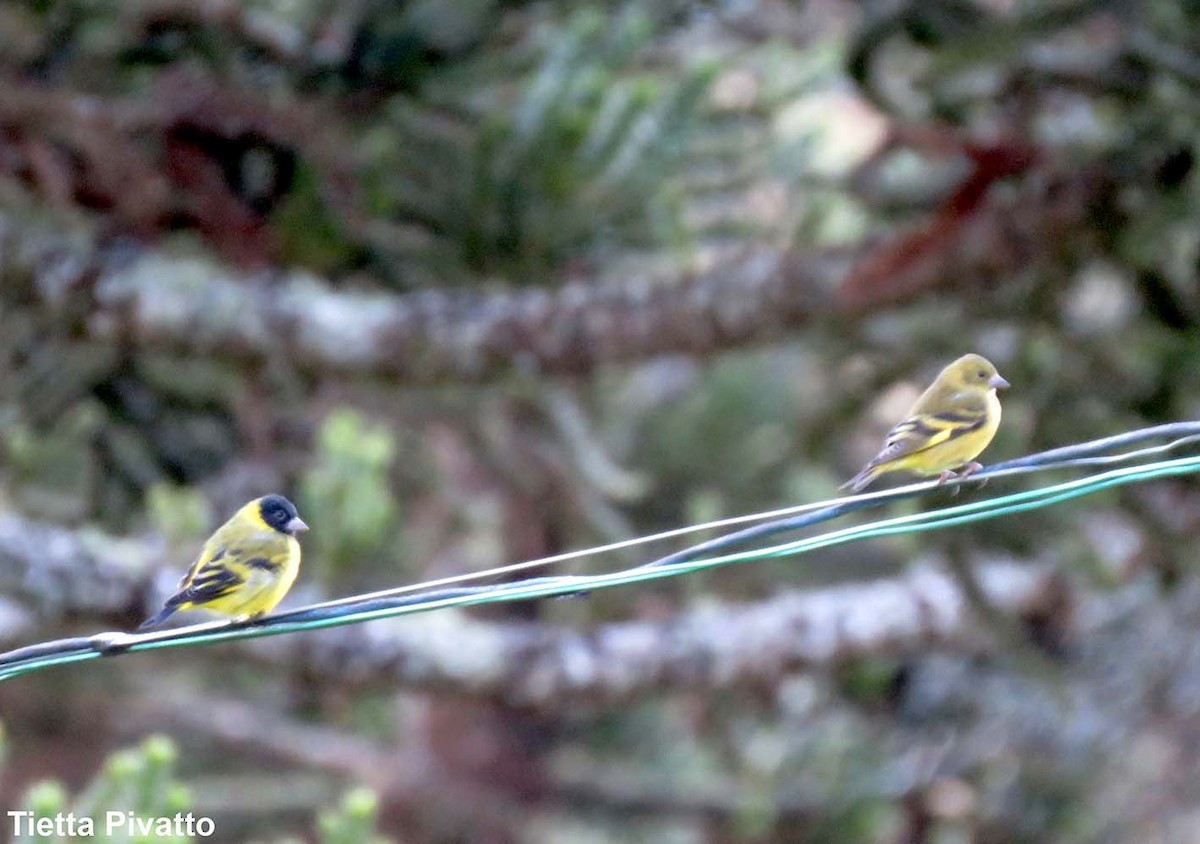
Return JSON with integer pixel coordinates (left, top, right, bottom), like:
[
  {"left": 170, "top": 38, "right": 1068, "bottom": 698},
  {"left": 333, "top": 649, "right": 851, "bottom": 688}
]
[{"left": 299, "top": 433, "right": 1200, "bottom": 613}]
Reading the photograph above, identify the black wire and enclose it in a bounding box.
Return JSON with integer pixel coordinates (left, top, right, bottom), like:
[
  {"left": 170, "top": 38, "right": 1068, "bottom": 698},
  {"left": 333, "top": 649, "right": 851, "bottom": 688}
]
[
  {"left": 3, "top": 421, "right": 1200, "bottom": 675},
  {"left": 269, "top": 573, "right": 595, "bottom": 625},
  {"left": 641, "top": 421, "right": 1200, "bottom": 570},
  {"left": 0, "top": 636, "right": 95, "bottom": 665}
]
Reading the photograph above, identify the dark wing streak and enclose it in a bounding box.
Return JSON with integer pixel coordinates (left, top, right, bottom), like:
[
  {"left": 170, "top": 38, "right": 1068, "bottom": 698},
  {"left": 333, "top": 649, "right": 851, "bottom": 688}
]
[
  {"left": 927, "top": 409, "right": 986, "bottom": 425},
  {"left": 869, "top": 411, "right": 986, "bottom": 467},
  {"left": 245, "top": 556, "right": 281, "bottom": 571},
  {"left": 177, "top": 545, "right": 227, "bottom": 590},
  {"left": 181, "top": 566, "right": 245, "bottom": 605}
]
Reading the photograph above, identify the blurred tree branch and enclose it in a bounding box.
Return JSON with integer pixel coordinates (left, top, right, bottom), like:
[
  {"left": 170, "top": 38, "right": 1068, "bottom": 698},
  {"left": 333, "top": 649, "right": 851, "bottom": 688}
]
[
  {"left": 0, "top": 511, "right": 153, "bottom": 620},
  {"left": 3, "top": 153, "right": 1099, "bottom": 385},
  {"left": 0, "top": 509, "right": 1067, "bottom": 708},
  {"left": 256, "top": 560, "right": 1066, "bottom": 709}
]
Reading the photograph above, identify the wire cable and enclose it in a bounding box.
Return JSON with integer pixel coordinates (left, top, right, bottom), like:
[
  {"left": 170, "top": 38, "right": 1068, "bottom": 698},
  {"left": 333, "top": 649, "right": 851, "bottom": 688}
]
[{"left": 1, "top": 422, "right": 1199, "bottom": 682}]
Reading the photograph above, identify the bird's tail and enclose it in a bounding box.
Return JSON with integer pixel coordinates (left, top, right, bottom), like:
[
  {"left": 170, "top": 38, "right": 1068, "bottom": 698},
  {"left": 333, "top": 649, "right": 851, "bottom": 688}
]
[
  {"left": 839, "top": 464, "right": 880, "bottom": 493},
  {"left": 137, "top": 605, "right": 178, "bottom": 631}
]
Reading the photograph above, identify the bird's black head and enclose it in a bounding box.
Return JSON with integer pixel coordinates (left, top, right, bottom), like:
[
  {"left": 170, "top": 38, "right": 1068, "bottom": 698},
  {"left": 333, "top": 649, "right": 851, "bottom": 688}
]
[{"left": 258, "top": 494, "right": 309, "bottom": 535}]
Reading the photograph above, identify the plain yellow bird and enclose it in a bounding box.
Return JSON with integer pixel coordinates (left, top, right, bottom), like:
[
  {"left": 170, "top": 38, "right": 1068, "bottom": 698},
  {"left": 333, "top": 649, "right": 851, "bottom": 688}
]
[{"left": 841, "top": 354, "right": 1010, "bottom": 493}]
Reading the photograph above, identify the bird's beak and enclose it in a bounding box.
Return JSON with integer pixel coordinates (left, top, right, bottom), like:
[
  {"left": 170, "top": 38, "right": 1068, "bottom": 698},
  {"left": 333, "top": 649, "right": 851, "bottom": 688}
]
[
  {"left": 989, "top": 374, "right": 1011, "bottom": 390},
  {"left": 287, "top": 517, "right": 309, "bottom": 533}
]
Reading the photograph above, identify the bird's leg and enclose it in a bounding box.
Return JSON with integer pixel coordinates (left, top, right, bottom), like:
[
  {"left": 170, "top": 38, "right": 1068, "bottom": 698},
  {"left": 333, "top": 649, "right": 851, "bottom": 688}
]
[
  {"left": 959, "top": 461, "right": 984, "bottom": 478},
  {"left": 935, "top": 469, "right": 961, "bottom": 496},
  {"left": 959, "top": 461, "right": 988, "bottom": 487},
  {"left": 935, "top": 464, "right": 986, "bottom": 495},
  {"left": 936, "top": 462, "right": 987, "bottom": 495}
]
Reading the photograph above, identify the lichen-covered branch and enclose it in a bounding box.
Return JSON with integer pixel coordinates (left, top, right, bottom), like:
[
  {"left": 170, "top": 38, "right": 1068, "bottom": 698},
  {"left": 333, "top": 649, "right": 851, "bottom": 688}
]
[
  {"left": 3, "top": 156, "right": 1100, "bottom": 385},
  {"left": 257, "top": 561, "right": 1065, "bottom": 708},
  {"left": 0, "top": 511, "right": 156, "bottom": 620},
  {"left": 0, "top": 509, "right": 1064, "bottom": 708}
]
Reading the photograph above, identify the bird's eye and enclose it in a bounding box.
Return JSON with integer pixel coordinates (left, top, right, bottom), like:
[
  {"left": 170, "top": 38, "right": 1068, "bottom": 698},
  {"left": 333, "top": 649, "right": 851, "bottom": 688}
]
[{"left": 977, "top": 370, "right": 986, "bottom": 378}]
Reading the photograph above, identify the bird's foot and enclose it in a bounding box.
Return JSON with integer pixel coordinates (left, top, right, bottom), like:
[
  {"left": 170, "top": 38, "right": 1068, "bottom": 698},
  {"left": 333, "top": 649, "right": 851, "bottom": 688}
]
[
  {"left": 935, "top": 470, "right": 961, "bottom": 496},
  {"left": 935, "top": 462, "right": 988, "bottom": 496},
  {"left": 960, "top": 461, "right": 988, "bottom": 487}
]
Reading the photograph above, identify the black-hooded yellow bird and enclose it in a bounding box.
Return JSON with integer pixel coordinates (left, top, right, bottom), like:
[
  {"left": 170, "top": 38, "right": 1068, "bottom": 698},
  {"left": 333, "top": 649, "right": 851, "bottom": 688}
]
[
  {"left": 139, "top": 494, "right": 308, "bottom": 630},
  {"left": 842, "top": 354, "right": 1010, "bottom": 493}
]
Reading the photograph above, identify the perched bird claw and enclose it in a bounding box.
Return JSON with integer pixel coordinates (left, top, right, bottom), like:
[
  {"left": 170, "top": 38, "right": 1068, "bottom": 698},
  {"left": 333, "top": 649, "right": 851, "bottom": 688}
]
[
  {"left": 936, "top": 470, "right": 962, "bottom": 497},
  {"left": 962, "top": 461, "right": 989, "bottom": 488}
]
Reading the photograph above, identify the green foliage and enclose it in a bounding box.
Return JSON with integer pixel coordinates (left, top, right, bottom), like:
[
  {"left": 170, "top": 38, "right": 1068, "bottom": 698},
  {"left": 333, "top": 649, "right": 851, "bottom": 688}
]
[
  {"left": 300, "top": 408, "right": 401, "bottom": 579},
  {"left": 809, "top": 800, "right": 903, "bottom": 844},
  {"left": 631, "top": 353, "right": 798, "bottom": 524},
  {"left": 1, "top": 405, "right": 101, "bottom": 521},
  {"left": 1, "top": 727, "right": 394, "bottom": 843},
  {"left": 835, "top": 656, "right": 904, "bottom": 707},
  {"left": 273, "top": 165, "right": 361, "bottom": 273},
  {"left": 316, "top": 788, "right": 392, "bottom": 844},
  {"left": 369, "top": 5, "right": 717, "bottom": 280},
  {"left": 13, "top": 735, "right": 192, "bottom": 844},
  {"left": 2, "top": 342, "right": 243, "bottom": 529},
  {"left": 335, "top": 0, "right": 501, "bottom": 91},
  {"left": 146, "top": 484, "right": 214, "bottom": 549}
]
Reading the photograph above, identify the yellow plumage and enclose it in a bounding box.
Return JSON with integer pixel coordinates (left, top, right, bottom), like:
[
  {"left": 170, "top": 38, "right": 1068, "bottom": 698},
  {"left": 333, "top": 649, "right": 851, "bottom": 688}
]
[
  {"left": 841, "top": 354, "right": 1010, "bottom": 493},
  {"left": 138, "top": 494, "right": 308, "bottom": 630}
]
